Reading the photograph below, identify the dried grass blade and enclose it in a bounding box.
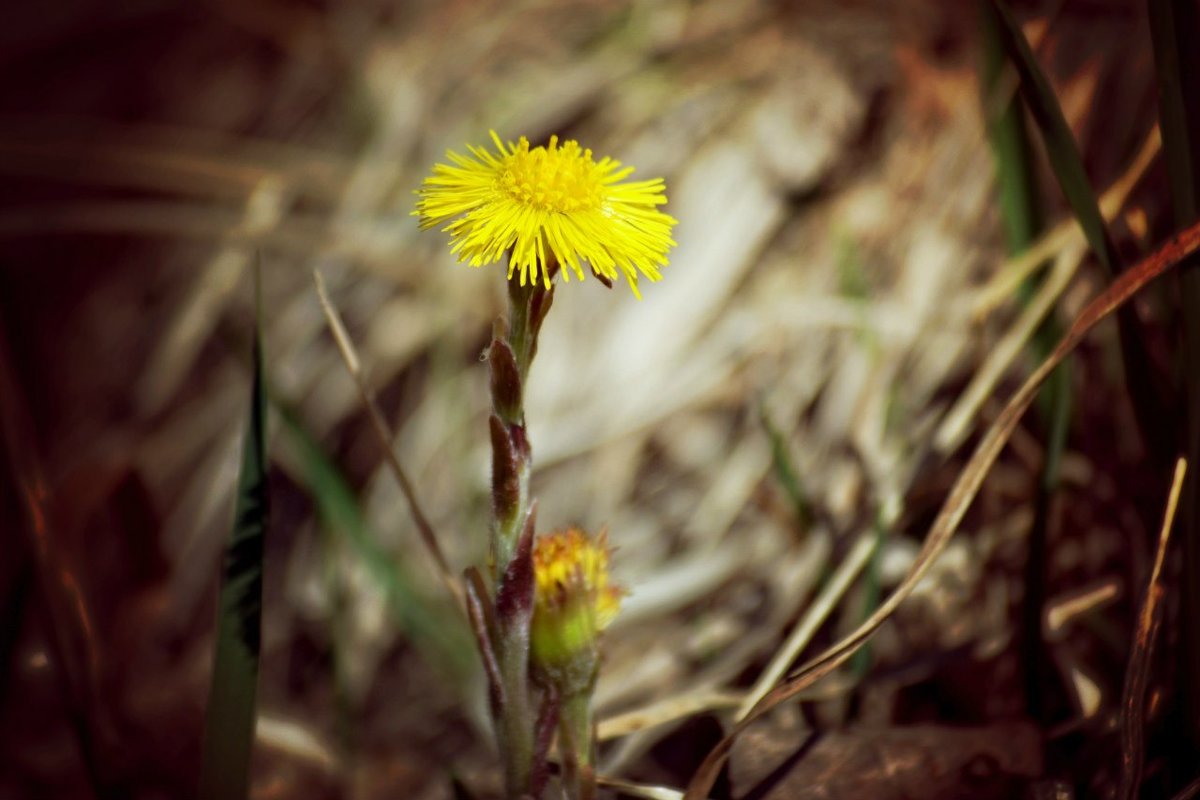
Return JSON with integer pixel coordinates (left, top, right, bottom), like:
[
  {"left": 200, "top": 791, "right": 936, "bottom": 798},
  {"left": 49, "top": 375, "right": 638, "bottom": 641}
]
[
  {"left": 683, "top": 220, "right": 1200, "bottom": 800},
  {"left": 971, "top": 127, "right": 1160, "bottom": 318},
  {"left": 598, "top": 691, "right": 744, "bottom": 742},
  {"left": 735, "top": 530, "right": 877, "bottom": 720},
  {"left": 936, "top": 239, "right": 1084, "bottom": 453},
  {"left": 596, "top": 774, "right": 702, "bottom": 800},
  {"left": 312, "top": 269, "right": 462, "bottom": 609},
  {"left": 1119, "top": 458, "right": 1186, "bottom": 800}
]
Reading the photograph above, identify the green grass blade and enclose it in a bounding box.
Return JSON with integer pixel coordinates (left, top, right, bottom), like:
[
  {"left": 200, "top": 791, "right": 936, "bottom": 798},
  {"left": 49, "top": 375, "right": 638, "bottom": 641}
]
[
  {"left": 980, "top": 0, "right": 1041, "bottom": 254},
  {"left": 850, "top": 515, "right": 885, "bottom": 679},
  {"left": 835, "top": 233, "right": 870, "bottom": 302},
  {"left": 275, "top": 405, "right": 473, "bottom": 677},
  {"left": 758, "top": 401, "right": 811, "bottom": 533},
  {"left": 980, "top": 0, "right": 1073, "bottom": 721},
  {"left": 989, "top": 0, "right": 1122, "bottom": 275},
  {"left": 199, "top": 295, "right": 269, "bottom": 800},
  {"left": 990, "top": 0, "right": 1173, "bottom": 463}
]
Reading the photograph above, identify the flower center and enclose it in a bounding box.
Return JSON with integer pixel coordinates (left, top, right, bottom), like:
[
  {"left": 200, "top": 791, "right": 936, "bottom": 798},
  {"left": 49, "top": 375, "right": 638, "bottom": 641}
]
[{"left": 498, "top": 136, "right": 603, "bottom": 213}]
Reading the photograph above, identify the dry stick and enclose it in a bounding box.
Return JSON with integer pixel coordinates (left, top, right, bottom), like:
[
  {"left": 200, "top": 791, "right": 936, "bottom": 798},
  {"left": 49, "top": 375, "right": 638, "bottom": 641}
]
[
  {"left": 312, "top": 270, "right": 462, "bottom": 609},
  {"left": 1119, "top": 457, "right": 1186, "bottom": 800},
  {"left": 683, "top": 218, "right": 1200, "bottom": 800}
]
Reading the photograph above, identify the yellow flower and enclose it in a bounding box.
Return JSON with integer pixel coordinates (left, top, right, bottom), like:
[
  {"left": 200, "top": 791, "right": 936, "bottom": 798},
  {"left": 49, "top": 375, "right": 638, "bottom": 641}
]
[
  {"left": 415, "top": 131, "right": 677, "bottom": 297},
  {"left": 531, "top": 528, "right": 622, "bottom": 672}
]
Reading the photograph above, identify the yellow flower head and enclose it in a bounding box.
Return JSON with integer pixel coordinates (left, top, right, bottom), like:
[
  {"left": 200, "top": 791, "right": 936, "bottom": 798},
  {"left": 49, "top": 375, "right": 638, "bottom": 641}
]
[
  {"left": 415, "top": 131, "right": 677, "bottom": 297},
  {"left": 531, "top": 528, "right": 623, "bottom": 671}
]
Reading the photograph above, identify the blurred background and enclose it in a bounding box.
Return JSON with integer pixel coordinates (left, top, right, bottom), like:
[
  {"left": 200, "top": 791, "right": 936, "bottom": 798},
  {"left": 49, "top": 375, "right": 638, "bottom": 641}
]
[{"left": 0, "top": 0, "right": 1191, "bottom": 798}]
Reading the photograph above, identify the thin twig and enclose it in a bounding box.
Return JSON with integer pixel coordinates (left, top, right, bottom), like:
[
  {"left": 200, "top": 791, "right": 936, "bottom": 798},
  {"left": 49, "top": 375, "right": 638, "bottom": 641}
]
[
  {"left": 312, "top": 270, "right": 462, "bottom": 608},
  {"left": 1120, "top": 458, "right": 1186, "bottom": 800}
]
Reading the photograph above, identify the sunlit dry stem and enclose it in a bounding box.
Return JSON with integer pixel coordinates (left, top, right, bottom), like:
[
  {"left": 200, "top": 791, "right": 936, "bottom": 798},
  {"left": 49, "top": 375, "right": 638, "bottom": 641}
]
[
  {"left": 312, "top": 270, "right": 463, "bottom": 610},
  {"left": 1119, "top": 458, "right": 1186, "bottom": 800},
  {"left": 736, "top": 530, "right": 878, "bottom": 720},
  {"left": 970, "top": 124, "right": 1161, "bottom": 318}
]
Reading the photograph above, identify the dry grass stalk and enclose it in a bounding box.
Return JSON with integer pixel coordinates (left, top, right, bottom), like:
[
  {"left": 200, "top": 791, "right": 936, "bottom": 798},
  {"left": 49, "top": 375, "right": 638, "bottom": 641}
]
[
  {"left": 735, "top": 530, "right": 878, "bottom": 721},
  {"left": 970, "top": 125, "right": 1162, "bottom": 318},
  {"left": 313, "top": 269, "right": 462, "bottom": 609},
  {"left": 1119, "top": 457, "right": 1186, "bottom": 800}
]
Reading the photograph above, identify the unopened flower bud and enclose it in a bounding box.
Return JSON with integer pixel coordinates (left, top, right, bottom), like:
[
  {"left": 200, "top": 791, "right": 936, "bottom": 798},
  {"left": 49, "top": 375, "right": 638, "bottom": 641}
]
[{"left": 530, "top": 528, "right": 622, "bottom": 692}]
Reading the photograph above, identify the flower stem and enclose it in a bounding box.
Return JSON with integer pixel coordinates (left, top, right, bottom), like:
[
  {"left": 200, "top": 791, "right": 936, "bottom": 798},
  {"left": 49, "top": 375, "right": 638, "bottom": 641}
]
[
  {"left": 497, "top": 631, "right": 535, "bottom": 796},
  {"left": 508, "top": 279, "right": 536, "bottom": 381},
  {"left": 487, "top": 273, "right": 553, "bottom": 798},
  {"left": 559, "top": 689, "right": 596, "bottom": 800}
]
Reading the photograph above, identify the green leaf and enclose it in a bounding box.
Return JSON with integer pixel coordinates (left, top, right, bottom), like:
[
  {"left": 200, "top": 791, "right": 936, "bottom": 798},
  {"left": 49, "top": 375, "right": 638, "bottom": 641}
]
[
  {"left": 989, "top": 0, "right": 1122, "bottom": 275},
  {"left": 199, "top": 285, "right": 269, "bottom": 800}
]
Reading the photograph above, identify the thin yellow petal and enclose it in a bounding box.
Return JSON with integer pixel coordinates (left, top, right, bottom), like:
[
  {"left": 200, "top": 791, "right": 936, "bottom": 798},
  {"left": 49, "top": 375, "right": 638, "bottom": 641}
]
[{"left": 414, "top": 132, "right": 677, "bottom": 295}]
